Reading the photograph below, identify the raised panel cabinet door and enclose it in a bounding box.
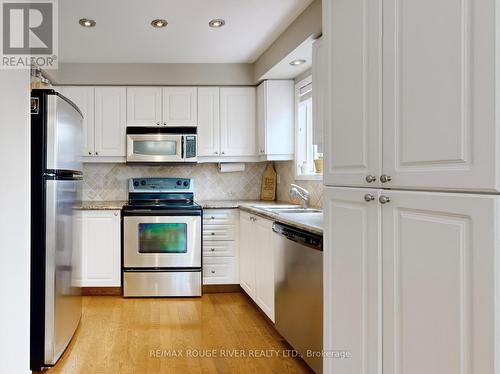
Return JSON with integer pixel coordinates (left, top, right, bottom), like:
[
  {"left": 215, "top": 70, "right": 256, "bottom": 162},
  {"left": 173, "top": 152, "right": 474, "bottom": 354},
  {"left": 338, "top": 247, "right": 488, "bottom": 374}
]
[
  {"left": 254, "top": 216, "right": 275, "bottom": 322},
  {"left": 220, "top": 87, "right": 257, "bottom": 156},
  {"left": 58, "top": 86, "right": 95, "bottom": 156},
  {"left": 323, "top": 0, "right": 382, "bottom": 188},
  {"left": 126, "top": 87, "right": 162, "bottom": 126},
  {"left": 81, "top": 210, "right": 121, "bottom": 287},
  {"left": 264, "top": 80, "right": 294, "bottom": 158},
  {"left": 197, "top": 87, "right": 220, "bottom": 156},
  {"left": 239, "top": 211, "right": 256, "bottom": 298},
  {"left": 382, "top": 191, "right": 499, "bottom": 374},
  {"left": 383, "top": 0, "right": 498, "bottom": 191},
  {"left": 94, "top": 87, "right": 127, "bottom": 157},
  {"left": 256, "top": 82, "right": 266, "bottom": 155},
  {"left": 312, "top": 38, "right": 325, "bottom": 152},
  {"left": 323, "top": 186, "right": 382, "bottom": 374},
  {"left": 162, "top": 87, "right": 197, "bottom": 126}
]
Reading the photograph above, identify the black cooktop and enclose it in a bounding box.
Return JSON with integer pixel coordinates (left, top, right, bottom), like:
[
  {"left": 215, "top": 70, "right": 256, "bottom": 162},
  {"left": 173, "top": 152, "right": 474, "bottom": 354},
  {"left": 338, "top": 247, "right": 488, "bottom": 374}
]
[{"left": 123, "top": 200, "right": 202, "bottom": 211}]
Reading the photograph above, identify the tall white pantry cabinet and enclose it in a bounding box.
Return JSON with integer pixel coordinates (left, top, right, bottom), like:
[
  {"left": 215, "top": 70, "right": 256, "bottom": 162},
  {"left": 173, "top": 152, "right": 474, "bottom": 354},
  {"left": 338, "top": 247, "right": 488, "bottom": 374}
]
[{"left": 322, "top": 0, "right": 500, "bottom": 373}]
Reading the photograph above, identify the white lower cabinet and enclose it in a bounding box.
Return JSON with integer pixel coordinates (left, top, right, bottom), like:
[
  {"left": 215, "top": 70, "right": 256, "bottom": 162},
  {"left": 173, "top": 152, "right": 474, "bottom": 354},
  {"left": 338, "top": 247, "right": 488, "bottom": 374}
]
[
  {"left": 239, "top": 211, "right": 256, "bottom": 296},
  {"left": 324, "top": 187, "right": 499, "bottom": 374},
  {"left": 239, "top": 211, "right": 275, "bottom": 322},
  {"left": 203, "top": 209, "right": 239, "bottom": 285},
  {"left": 80, "top": 210, "right": 121, "bottom": 287}
]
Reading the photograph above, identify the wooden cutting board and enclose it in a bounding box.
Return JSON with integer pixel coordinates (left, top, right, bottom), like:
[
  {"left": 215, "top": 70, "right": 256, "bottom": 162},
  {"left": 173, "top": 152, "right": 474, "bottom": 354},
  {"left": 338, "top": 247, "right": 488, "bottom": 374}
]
[{"left": 260, "top": 162, "right": 277, "bottom": 201}]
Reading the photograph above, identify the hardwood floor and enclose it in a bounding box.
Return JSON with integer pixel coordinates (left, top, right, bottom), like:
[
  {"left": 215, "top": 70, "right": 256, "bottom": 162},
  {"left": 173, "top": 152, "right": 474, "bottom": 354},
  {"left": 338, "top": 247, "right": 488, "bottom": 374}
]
[{"left": 48, "top": 293, "right": 312, "bottom": 374}]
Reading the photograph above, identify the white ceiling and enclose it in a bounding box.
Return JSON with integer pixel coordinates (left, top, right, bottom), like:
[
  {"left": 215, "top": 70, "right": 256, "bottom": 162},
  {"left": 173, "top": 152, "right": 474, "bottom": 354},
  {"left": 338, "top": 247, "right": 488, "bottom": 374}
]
[{"left": 58, "top": 0, "right": 314, "bottom": 63}]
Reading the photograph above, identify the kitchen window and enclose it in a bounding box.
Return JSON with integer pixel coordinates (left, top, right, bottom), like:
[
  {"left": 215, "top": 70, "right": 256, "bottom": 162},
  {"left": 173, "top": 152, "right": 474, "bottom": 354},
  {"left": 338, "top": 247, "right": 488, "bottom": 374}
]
[{"left": 295, "top": 75, "right": 323, "bottom": 180}]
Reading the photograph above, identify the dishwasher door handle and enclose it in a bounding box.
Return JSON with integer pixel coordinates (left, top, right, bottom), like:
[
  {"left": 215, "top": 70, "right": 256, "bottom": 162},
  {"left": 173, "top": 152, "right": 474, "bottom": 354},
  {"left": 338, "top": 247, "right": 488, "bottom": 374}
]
[{"left": 272, "top": 222, "right": 323, "bottom": 251}]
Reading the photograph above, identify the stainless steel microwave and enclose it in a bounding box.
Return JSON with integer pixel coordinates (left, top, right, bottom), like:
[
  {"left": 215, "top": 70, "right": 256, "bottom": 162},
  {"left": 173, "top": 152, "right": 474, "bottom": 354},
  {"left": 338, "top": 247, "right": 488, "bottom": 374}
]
[{"left": 126, "top": 127, "right": 197, "bottom": 163}]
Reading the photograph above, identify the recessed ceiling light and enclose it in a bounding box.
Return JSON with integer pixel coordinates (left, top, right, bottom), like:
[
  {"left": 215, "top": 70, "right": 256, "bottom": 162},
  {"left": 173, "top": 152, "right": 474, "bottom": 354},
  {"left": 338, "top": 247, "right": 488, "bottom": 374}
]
[
  {"left": 209, "top": 19, "right": 226, "bottom": 28},
  {"left": 151, "top": 19, "right": 168, "bottom": 28},
  {"left": 290, "top": 59, "right": 306, "bottom": 66},
  {"left": 79, "top": 18, "right": 96, "bottom": 28}
]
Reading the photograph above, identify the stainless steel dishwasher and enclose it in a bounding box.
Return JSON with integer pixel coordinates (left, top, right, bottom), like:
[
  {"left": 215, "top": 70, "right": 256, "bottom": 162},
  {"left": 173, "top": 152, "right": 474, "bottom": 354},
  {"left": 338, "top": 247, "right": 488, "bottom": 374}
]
[{"left": 273, "top": 222, "right": 323, "bottom": 374}]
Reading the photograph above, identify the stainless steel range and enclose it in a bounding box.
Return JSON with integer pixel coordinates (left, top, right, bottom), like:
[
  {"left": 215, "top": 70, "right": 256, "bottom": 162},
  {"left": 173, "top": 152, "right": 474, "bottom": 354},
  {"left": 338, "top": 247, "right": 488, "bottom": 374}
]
[{"left": 122, "top": 178, "right": 202, "bottom": 297}]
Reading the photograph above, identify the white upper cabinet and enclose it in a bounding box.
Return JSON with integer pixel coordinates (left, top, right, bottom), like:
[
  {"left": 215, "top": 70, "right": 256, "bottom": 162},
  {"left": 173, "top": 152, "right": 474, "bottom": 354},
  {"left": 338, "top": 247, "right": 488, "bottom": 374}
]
[
  {"left": 312, "top": 37, "right": 326, "bottom": 153},
  {"left": 323, "top": 0, "right": 382, "bottom": 188},
  {"left": 162, "top": 87, "right": 197, "bottom": 127},
  {"left": 94, "top": 87, "right": 127, "bottom": 157},
  {"left": 220, "top": 87, "right": 257, "bottom": 156},
  {"left": 197, "top": 87, "right": 220, "bottom": 156},
  {"left": 59, "top": 86, "right": 95, "bottom": 157},
  {"left": 382, "top": 190, "right": 498, "bottom": 374},
  {"left": 324, "top": 0, "right": 500, "bottom": 192},
  {"left": 324, "top": 186, "right": 381, "bottom": 374},
  {"left": 126, "top": 87, "right": 162, "bottom": 126},
  {"left": 382, "top": 0, "right": 498, "bottom": 192},
  {"left": 256, "top": 80, "right": 294, "bottom": 160}
]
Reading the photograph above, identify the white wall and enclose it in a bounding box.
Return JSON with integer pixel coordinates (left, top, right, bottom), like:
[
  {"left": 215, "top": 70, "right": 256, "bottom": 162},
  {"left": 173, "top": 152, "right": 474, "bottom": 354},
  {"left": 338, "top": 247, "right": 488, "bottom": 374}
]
[{"left": 0, "top": 70, "right": 31, "bottom": 373}]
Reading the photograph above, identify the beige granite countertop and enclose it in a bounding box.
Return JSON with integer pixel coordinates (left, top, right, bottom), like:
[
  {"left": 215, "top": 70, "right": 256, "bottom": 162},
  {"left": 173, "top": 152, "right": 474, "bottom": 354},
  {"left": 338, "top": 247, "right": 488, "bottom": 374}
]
[
  {"left": 196, "top": 200, "right": 293, "bottom": 209},
  {"left": 77, "top": 201, "right": 127, "bottom": 210},
  {"left": 199, "top": 200, "right": 323, "bottom": 235},
  {"left": 76, "top": 199, "right": 323, "bottom": 235}
]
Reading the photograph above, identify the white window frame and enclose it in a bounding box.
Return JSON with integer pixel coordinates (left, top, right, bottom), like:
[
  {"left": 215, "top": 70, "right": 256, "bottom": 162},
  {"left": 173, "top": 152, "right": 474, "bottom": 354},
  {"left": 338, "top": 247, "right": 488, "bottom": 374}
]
[{"left": 295, "top": 75, "right": 322, "bottom": 181}]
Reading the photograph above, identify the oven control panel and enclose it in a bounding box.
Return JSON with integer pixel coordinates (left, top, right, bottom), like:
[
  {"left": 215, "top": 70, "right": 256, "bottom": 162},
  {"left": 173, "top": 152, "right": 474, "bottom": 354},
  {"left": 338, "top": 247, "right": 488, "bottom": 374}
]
[{"left": 129, "top": 178, "right": 193, "bottom": 193}]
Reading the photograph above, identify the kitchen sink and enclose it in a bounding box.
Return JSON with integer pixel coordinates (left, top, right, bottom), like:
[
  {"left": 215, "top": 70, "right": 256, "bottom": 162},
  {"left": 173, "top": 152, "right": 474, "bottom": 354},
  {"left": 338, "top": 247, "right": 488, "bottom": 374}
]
[
  {"left": 264, "top": 208, "right": 322, "bottom": 214},
  {"left": 252, "top": 205, "right": 323, "bottom": 214}
]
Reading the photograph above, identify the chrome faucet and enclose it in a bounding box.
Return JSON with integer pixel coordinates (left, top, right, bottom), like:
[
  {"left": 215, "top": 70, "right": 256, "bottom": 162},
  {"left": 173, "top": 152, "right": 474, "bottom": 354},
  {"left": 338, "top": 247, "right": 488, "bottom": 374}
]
[{"left": 290, "top": 184, "right": 310, "bottom": 209}]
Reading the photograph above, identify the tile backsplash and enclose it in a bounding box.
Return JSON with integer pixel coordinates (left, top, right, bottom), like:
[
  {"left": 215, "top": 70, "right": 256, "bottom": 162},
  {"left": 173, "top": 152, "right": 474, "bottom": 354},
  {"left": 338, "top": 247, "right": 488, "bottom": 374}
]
[
  {"left": 82, "top": 161, "right": 323, "bottom": 207},
  {"left": 82, "top": 162, "right": 268, "bottom": 201}
]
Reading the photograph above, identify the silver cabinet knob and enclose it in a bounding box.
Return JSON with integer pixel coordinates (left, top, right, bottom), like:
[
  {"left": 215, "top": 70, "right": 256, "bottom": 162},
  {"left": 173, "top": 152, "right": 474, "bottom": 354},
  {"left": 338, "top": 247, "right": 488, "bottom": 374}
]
[
  {"left": 379, "top": 195, "right": 391, "bottom": 204},
  {"left": 364, "top": 194, "right": 375, "bottom": 202},
  {"left": 221, "top": 151, "right": 226, "bottom": 155},
  {"left": 380, "top": 174, "right": 392, "bottom": 183},
  {"left": 88, "top": 152, "right": 92, "bottom": 155},
  {"left": 214, "top": 151, "right": 218, "bottom": 155},
  {"left": 114, "top": 212, "right": 119, "bottom": 216},
  {"left": 365, "top": 175, "right": 377, "bottom": 183},
  {"left": 156, "top": 122, "right": 160, "bottom": 126},
  {"left": 210, "top": 248, "right": 215, "bottom": 252},
  {"left": 163, "top": 122, "right": 167, "bottom": 126},
  {"left": 211, "top": 270, "right": 216, "bottom": 274},
  {"left": 95, "top": 152, "right": 99, "bottom": 156},
  {"left": 210, "top": 216, "right": 215, "bottom": 219},
  {"left": 210, "top": 232, "right": 215, "bottom": 236}
]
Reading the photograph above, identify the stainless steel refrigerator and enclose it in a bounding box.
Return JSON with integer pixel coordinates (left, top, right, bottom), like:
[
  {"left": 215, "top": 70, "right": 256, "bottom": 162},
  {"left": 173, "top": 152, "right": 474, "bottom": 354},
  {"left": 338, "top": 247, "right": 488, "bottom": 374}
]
[{"left": 30, "top": 89, "right": 83, "bottom": 371}]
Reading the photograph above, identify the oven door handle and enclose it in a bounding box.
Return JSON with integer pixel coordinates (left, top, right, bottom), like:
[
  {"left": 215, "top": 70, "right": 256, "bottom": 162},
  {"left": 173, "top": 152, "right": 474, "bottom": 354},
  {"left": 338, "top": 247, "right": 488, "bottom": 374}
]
[{"left": 123, "top": 209, "right": 202, "bottom": 216}]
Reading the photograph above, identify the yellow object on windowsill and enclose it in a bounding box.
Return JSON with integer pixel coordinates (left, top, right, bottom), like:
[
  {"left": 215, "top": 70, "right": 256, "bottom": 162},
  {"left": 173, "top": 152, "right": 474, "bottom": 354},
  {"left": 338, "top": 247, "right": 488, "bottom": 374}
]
[{"left": 314, "top": 159, "right": 324, "bottom": 174}]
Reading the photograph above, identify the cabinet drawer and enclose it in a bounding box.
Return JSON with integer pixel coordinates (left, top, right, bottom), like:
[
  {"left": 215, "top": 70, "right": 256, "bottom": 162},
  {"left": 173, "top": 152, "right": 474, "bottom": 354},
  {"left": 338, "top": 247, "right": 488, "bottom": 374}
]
[
  {"left": 203, "top": 257, "right": 238, "bottom": 285},
  {"left": 203, "top": 241, "right": 236, "bottom": 257},
  {"left": 203, "top": 225, "right": 235, "bottom": 241},
  {"left": 203, "top": 209, "right": 238, "bottom": 225}
]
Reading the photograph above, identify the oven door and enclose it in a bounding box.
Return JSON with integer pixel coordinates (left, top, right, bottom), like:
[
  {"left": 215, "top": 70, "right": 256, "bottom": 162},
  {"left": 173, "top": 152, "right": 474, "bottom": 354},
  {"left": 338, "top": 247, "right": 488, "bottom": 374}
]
[
  {"left": 126, "top": 134, "right": 183, "bottom": 163},
  {"left": 123, "top": 214, "right": 201, "bottom": 268}
]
